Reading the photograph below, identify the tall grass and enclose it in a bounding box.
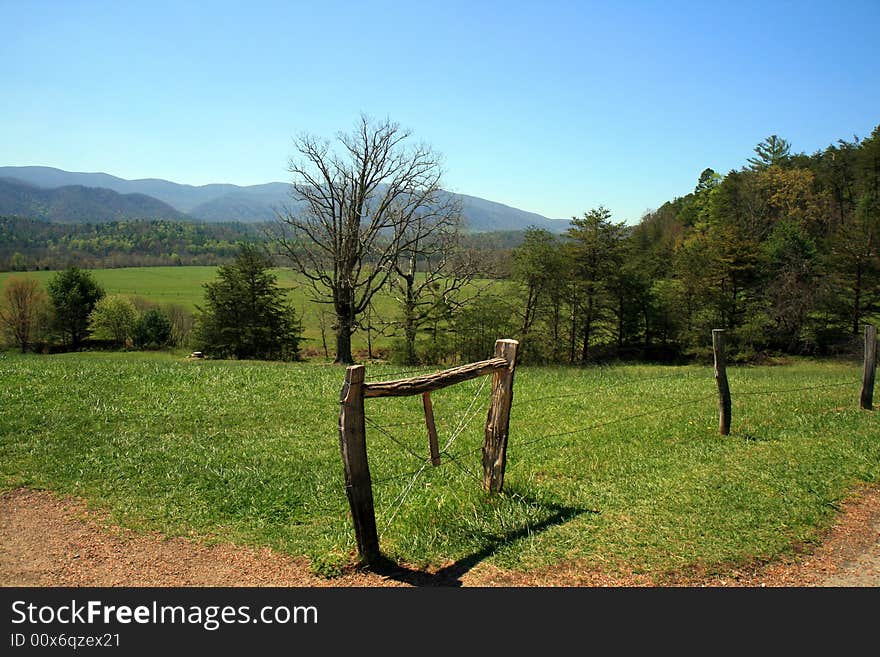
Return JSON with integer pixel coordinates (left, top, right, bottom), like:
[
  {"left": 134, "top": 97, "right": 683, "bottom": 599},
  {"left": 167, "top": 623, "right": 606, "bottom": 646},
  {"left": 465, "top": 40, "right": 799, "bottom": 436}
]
[{"left": 1, "top": 351, "right": 876, "bottom": 576}]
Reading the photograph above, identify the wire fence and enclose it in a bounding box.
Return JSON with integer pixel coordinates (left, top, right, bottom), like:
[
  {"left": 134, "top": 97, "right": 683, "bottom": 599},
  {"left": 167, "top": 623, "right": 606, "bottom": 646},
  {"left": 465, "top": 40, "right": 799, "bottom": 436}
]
[{"left": 355, "top": 363, "right": 864, "bottom": 537}]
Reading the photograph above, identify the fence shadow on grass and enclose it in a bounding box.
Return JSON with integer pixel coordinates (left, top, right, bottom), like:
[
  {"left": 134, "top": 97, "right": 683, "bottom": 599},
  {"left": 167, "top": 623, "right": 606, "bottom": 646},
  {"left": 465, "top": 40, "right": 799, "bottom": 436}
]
[{"left": 365, "top": 493, "right": 598, "bottom": 587}]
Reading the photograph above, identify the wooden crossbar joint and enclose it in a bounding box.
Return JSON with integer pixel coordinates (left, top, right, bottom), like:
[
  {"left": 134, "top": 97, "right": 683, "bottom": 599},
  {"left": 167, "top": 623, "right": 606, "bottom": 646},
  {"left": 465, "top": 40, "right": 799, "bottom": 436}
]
[{"left": 364, "top": 357, "right": 508, "bottom": 398}]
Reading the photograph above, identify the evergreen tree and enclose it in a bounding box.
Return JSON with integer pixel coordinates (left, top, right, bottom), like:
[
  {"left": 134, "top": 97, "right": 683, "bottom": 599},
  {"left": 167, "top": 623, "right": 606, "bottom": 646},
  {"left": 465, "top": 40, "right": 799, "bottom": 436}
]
[
  {"left": 134, "top": 308, "right": 173, "bottom": 349},
  {"left": 747, "top": 135, "right": 792, "bottom": 170},
  {"left": 565, "top": 206, "right": 626, "bottom": 362},
  {"left": 195, "top": 244, "right": 302, "bottom": 360},
  {"left": 47, "top": 266, "right": 104, "bottom": 349}
]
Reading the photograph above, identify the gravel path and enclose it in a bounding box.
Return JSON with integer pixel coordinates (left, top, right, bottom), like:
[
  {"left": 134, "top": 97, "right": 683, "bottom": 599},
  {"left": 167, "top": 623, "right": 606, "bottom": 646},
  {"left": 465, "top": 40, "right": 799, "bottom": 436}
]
[{"left": 2, "top": 486, "right": 878, "bottom": 587}]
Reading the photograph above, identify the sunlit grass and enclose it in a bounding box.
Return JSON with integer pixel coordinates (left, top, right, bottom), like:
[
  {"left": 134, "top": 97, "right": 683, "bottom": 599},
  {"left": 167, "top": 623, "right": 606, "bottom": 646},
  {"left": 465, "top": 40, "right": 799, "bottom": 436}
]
[{"left": 0, "top": 351, "right": 876, "bottom": 577}]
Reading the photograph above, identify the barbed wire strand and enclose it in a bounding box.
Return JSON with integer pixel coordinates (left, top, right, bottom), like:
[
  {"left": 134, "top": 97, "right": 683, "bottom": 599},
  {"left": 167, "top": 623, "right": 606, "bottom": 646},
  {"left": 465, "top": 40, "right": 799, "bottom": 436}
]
[
  {"left": 442, "top": 375, "right": 490, "bottom": 453},
  {"left": 733, "top": 381, "right": 856, "bottom": 395},
  {"left": 501, "top": 393, "right": 718, "bottom": 460},
  {"left": 379, "top": 461, "right": 431, "bottom": 537},
  {"left": 439, "top": 448, "right": 482, "bottom": 482},
  {"left": 367, "top": 420, "right": 425, "bottom": 430},
  {"left": 364, "top": 416, "right": 433, "bottom": 466},
  {"left": 372, "top": 465, "right": 432, "bottom": 487},
  {"left": 516, "top": 368, "right": 711, "bottom": 406}
]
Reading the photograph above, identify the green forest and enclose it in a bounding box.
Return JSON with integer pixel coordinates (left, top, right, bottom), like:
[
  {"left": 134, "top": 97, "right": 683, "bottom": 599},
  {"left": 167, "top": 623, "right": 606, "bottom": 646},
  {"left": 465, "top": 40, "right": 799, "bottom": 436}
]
[
  {"left": 0, "top": 218, "right": 260, "bottom": 270},
  {"left": 506, "top": 127, "right": 880, "bottom": 363}
]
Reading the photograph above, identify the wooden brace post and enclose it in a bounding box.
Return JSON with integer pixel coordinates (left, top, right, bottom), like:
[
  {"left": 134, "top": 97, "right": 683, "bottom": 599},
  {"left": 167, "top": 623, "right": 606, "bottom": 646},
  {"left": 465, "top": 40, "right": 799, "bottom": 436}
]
[
  {"left": 423, "top": 392, "right": 441, "bottom": 466},
  {"left": 482, "top": 339, "right": 519, "bottom": 493},
  {"left": 338, "top": 364, "right": 380, "bottom": 563}
]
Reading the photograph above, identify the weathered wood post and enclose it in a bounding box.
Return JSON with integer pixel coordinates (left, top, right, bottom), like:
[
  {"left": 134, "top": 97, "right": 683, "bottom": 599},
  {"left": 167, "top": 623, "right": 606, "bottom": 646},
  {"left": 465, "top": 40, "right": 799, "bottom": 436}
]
[
  {"left": 422, "top": 392, "right": 441, "bottom": 466},
  {"left": 482, "top": 339, "right": 519, "bottom": 493},
  {"left": 712, "top": 329, "right": 731, "bottom": 436},
  {"left": 860, "top": 324, "right": 877, "bottom": 411},
  {"left": 338, "top": 364, "right": 380, "bottom": 563}
]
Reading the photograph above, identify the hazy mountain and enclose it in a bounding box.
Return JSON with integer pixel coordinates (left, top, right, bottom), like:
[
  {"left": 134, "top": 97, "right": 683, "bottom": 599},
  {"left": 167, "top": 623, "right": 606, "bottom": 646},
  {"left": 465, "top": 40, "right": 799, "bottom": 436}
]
[
  {"left": 0, "top": 166, "right": 239, "bottom": 212},
  {"left": 0, "top": 166, "right": 571, "bottom": 232},
  {"left": 0, "top": 177, "right": 187, "bottom": 223},
  {"left": 189, "top": 184, "right": 292, "bottom": 223},
  {"left": 440, "top": 190, "right": 570, "bottom": 233}
]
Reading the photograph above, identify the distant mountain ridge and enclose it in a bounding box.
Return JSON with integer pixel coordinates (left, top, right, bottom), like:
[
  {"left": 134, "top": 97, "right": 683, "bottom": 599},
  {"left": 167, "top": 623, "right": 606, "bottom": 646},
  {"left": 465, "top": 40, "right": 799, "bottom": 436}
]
[
  {"left": 0, "top": 177, "right": 187, "bottom": 223},
  {"left": 0, "top": 165, "right": 571, "bottom": 233}
]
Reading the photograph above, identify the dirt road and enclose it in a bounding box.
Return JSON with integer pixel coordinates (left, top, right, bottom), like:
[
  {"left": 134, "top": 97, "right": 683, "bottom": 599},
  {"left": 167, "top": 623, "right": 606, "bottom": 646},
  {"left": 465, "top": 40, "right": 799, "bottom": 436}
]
[{"left": 2, "top": 486, "right": 878, "bottom": 587}]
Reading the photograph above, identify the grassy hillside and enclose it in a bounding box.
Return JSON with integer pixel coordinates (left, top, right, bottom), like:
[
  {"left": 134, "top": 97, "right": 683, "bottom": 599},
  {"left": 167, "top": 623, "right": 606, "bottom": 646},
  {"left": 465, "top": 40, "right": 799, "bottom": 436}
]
[
  {"left": 1, "top": 351, "right": 876, "bottom": 577},
  {"left": 0, "top": 266, "right": 492, "bottom": 356}
]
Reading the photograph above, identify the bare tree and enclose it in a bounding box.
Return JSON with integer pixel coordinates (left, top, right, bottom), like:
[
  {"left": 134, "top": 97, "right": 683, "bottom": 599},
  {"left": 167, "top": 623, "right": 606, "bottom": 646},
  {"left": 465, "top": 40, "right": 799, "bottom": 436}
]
[
  {"left": 272, "top": 115, "right": 459, "bottom": 364},
  {"left": 390, "top": 217, "right": 480, "bottom": 364},
  {"left": 0, "top": 277, "right": 49, "bottom": 353}
]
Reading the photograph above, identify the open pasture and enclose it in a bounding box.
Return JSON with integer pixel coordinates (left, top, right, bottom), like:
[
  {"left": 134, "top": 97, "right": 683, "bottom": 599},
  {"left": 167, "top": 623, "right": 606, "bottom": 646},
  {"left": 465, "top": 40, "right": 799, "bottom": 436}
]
[{"left": 1, "top": 351, "right": 876, "bottom": 577}]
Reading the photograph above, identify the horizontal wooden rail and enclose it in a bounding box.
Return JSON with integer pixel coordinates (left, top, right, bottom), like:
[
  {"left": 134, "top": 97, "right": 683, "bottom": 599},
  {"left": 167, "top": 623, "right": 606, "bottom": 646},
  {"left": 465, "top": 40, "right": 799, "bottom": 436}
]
[{"left": 364, "top": 357, "right": 509, "bottom": 398}]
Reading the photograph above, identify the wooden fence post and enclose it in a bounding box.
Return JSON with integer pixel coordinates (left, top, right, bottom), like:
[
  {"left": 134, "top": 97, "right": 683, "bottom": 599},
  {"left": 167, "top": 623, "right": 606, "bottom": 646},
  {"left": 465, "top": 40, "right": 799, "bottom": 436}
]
[
  {"left": 482, "top": 339, "right": 519, "bottom": 493},
  {"left": 713, "top": 329, "right": 731, "bottom": 436},
  {"left": 861, "top": 324, "right": 877, "bottom": 411},
  {"left": 422, "top": 392, "right": 441, "bottom": 466},
  {"left": 338, "top": 364, "right": 380, "bottom": 563}
]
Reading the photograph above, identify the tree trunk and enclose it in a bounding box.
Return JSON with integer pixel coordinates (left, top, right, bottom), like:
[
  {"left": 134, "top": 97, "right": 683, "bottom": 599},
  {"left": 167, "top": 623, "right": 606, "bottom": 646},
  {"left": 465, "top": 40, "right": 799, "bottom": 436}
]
[
  {"left": 319, "top": 311, "right": 329, "bottom": 358},
  {"left": 403, "top": 271, "right": 417, "bottom": 365},
  {"left": 581, "top": 296, "right": 594, "bottom": 363},
  {"left": 552, "top": 299, "right": 560, "bottom": 361},
  {"left": 404, "top": 315, "right": 417, "bottom": 364},
  {"left": 852, "top": 262, "right": 863, "bottom": 336},
  {"left": 519, "top": 285, "right": 538, "bottom": 362},
  {"left": 335, "top": 312, "right": 354, "bottom": 364}
]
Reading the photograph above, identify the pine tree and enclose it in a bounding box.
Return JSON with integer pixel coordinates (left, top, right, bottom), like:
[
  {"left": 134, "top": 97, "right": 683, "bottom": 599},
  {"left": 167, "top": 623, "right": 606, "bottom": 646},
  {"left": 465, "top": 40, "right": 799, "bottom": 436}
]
[{"left": 195, "top": 244, "right": 302, "bottom": 360}]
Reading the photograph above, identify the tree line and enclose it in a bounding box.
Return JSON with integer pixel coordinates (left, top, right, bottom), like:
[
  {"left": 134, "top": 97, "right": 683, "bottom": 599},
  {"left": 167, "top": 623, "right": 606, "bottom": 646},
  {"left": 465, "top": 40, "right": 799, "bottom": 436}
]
[
  {"left": 0, "top": 218, "right": 263, "bottom": 271},
  {"left": 0, "top": 249, "right": 302, "bottom": 361},
  {"left": 0, "top": 266, "right": 194, "bottom": 354},
  {"left": 493, "top": 129, "right": 880, "bottom": 364},
  {"left": 269, "top": 116, "right": 879, "bottom": 365},
  {"left": 2, "top": 117, "right": 877, "bottom": 366}
]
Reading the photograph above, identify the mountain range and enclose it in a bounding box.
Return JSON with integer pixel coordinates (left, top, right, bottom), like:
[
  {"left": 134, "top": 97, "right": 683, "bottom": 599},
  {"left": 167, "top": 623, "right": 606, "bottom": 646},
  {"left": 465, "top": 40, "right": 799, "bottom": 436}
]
[{"left": 0, "top": 166, "right": 570, "bottom": 233}]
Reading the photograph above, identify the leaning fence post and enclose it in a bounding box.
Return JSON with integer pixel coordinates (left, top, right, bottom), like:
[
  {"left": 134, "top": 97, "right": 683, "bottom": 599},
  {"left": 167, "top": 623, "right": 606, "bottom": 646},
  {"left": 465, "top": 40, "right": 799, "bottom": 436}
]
[
  {"left": 422, "top": 392, "right": 441, "bottom": 466},
  {"left": 482, "top": 339, "right": 519, "bottom": 493},
  {"left": 712, "top": 329, "right": 731, "bottom": 435},
  {"left": 861, "top": 324, "right": 877, "bottom": 411},
  {"left": 338, "top": 364, "right": 380, "bottom": 563}
]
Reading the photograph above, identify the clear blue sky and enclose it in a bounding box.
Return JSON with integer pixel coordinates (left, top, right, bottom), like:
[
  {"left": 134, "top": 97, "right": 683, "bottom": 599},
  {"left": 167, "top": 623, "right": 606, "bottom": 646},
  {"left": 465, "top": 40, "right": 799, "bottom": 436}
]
[{"left": 2, "top": 0, "right": 878, "bottom": 223}]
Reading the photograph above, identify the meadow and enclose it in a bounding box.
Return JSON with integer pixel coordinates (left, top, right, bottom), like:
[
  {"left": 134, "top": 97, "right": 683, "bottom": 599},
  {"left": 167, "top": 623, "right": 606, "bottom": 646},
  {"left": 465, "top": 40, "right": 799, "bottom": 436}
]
[
  {"left": 1, "top": 350, "right": 876, "bottom": 578},
  {"left": 0, "top": 266, "right": 502, "bottom": 356},
  {"left": 0, "top": 267, "right": 221, "bottom": 310}
]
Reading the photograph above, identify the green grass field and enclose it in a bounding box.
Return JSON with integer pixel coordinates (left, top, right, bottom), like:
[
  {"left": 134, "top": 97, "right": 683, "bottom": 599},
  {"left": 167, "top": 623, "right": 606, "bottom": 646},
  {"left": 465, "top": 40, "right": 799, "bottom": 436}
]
[
  {"left": 1, "top": 350, "right": 876, "bottom": 578},
  {"left": 0, "top": 266, "right": 465, "bottom": 356},
  {"left": 0, "top": 267, "right": 220, "bottom": 310}
]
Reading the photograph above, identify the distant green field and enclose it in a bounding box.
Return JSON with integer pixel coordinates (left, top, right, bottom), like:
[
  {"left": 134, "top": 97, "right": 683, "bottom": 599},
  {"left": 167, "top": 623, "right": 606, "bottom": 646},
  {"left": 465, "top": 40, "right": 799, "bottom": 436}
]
[
  {"left": 0, "top": 266, "right": 488, "bottom": 356},
  {"left": 1, "top": 266, "right": 238, "bottom": 310},
  {"left": 1, "top": 351, "right": 876, "bottom": 578}
]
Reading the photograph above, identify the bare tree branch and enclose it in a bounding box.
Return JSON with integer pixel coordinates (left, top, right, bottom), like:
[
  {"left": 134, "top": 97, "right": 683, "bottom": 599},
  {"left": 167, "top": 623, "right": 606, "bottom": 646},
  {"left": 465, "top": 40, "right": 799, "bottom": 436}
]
[{"left": 272, "top": 115, "right": 459, "bottom": 364}]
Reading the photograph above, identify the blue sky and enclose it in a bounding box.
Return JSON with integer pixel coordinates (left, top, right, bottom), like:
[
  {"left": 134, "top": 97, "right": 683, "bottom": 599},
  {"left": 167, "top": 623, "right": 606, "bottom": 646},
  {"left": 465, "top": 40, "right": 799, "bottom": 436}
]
[{"left": 2, "top": 0, "right": 878, "bottom": 223}]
